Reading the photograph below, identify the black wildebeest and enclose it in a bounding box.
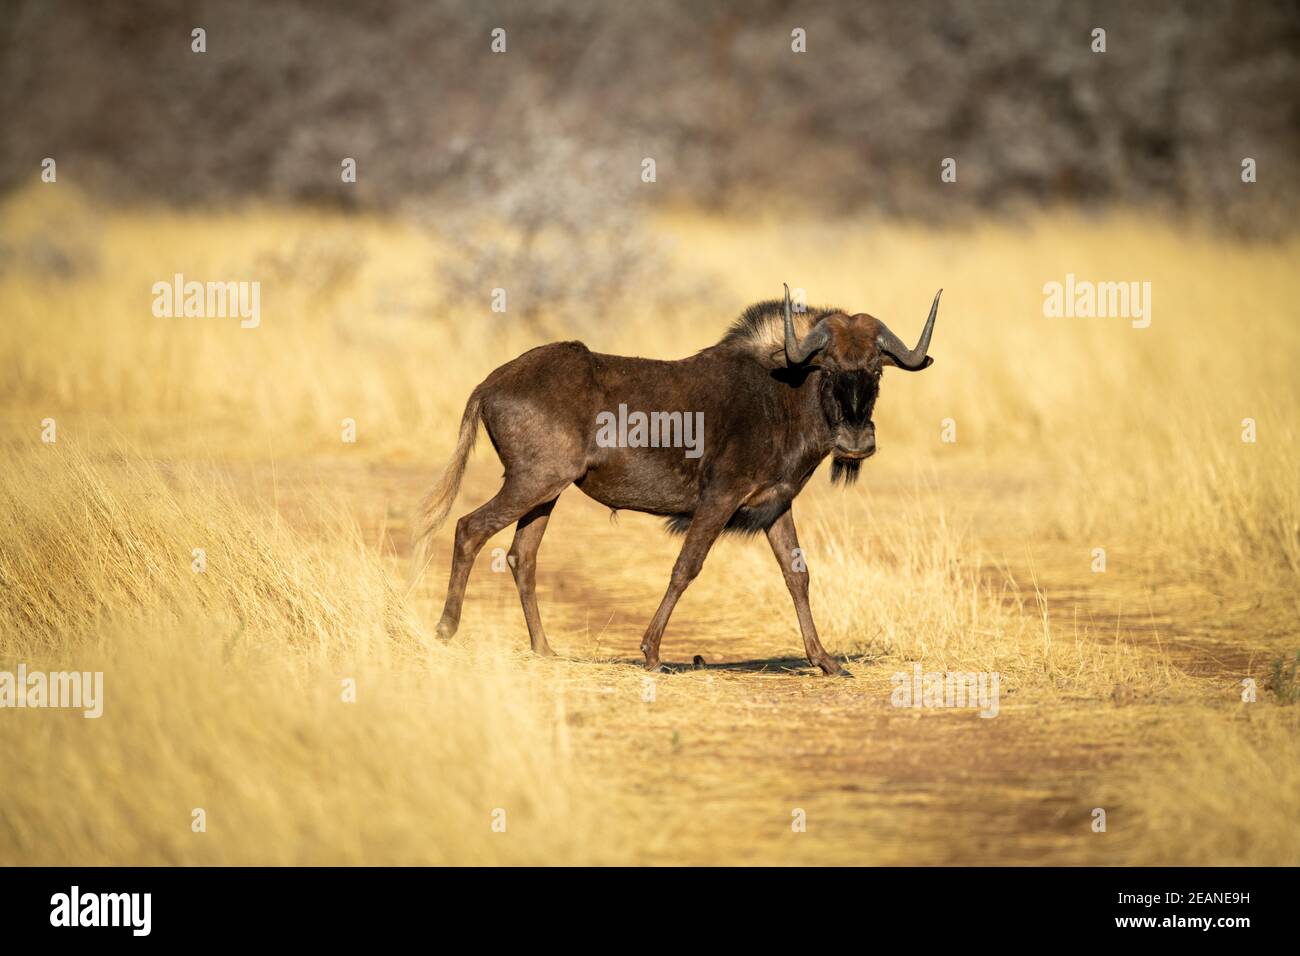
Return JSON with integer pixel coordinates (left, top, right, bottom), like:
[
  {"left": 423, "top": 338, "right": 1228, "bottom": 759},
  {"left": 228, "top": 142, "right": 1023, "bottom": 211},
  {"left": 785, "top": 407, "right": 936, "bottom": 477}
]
[{"left": 412, "top": 285, "right": 940, "bottom": 675}]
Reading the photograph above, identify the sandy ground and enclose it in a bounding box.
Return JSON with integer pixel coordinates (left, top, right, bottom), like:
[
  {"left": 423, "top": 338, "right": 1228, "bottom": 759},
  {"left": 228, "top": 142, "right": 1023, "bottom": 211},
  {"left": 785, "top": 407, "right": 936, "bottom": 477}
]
[{"left": 201, "top": 452, "right": 1279, "bottom": 865}]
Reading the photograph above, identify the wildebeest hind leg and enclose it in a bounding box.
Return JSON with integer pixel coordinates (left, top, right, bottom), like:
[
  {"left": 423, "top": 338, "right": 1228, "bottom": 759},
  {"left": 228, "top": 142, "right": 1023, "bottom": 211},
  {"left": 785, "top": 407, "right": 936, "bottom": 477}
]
[
  {"left": 436, "top": 477, "right": 570, "bottom": 641},
  {"left": 508, "top": 497, "right": 559, "bottom": 656}
]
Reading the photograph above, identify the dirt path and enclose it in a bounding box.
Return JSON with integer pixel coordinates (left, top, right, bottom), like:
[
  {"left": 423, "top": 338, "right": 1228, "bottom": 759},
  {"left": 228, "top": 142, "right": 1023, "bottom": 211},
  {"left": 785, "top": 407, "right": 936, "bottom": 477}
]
[{"left": 207, "top": 454, "right": 1266, "bottom": 864}]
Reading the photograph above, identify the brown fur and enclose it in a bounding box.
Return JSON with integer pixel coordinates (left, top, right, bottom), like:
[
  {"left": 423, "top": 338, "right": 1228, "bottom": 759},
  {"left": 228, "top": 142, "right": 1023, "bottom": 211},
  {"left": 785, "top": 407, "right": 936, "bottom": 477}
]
[{"left": 413, "top": 293, "right": 939, "bottom": 675}]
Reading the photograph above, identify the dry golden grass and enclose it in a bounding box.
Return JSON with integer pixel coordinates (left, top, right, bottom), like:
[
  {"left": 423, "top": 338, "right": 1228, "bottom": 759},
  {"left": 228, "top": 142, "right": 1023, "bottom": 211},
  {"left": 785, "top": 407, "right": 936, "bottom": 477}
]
[
  {"left": 0, "top": 185, "right": 1296, "bottom": 865},
  {"left": 0, "top": 447, "right": 646, "bottom": 865},
  {"left": 1103, "top": 705, "right": 1300, "bottom": 866}
]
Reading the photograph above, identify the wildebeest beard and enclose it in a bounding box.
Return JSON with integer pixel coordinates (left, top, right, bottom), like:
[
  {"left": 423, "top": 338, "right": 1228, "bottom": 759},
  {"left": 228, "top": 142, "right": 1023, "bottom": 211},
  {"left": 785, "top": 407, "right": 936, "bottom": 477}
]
[{"left": 830, "top": 457, "right": 861, "bottom": 485}]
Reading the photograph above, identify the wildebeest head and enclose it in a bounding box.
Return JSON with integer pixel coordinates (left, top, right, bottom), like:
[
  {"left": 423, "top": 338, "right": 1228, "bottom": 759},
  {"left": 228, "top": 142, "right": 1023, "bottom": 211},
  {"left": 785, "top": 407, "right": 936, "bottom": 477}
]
[{"left": 781, "top": 284, "right": 941, "bottom": 484}]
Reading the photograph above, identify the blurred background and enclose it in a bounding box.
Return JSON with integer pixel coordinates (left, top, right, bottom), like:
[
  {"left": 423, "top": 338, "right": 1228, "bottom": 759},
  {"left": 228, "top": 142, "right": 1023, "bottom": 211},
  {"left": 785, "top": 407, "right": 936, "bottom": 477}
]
[
  {"left": 3, "top": 0, "right": 1297, "bottom": 232},
  {"left": 1, "top": 0, "right": 1298, "bottom": 867}
]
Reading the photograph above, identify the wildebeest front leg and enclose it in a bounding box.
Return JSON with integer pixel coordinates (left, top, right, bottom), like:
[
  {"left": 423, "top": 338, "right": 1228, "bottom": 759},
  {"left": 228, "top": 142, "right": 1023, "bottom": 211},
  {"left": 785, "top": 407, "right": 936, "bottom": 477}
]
[
  {"left": 640, "top": 501, "right": 737, "bottom": 672},
  {"left": 765, "top": 508, "right": 849, "bottom": 676}
]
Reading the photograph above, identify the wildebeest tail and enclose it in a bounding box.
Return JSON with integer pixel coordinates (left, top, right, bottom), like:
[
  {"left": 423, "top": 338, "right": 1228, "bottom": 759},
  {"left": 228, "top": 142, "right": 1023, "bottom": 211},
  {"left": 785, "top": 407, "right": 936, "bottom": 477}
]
[{"left": 408, "top": 388, "right": 483, "bottom": 591}]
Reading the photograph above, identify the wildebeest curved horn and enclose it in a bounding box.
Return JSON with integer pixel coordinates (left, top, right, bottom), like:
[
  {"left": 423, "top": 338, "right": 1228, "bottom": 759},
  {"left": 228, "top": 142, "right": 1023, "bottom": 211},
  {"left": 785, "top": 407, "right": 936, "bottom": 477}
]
[
  {"left": 878, "top": 289, "right": 941, "bottom": 370},
  {"left": 783, "top": 283, "right": 830, "bottom": 365}
]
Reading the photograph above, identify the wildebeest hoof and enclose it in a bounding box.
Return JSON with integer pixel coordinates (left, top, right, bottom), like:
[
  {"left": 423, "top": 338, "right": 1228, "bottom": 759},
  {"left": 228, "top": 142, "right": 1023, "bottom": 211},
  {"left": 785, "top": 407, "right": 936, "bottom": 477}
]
[
  {"left": 644, "top": 662, "right": 673, "bottom": 674},
  {"left": 820, "top": 660, "right": 852, "bottom": 677},
  {"left": 434, "top": 620, "right": 457, "bottom": 641},
  {"left": 692, "top": 655, "right": 706, "bottom": 670}
]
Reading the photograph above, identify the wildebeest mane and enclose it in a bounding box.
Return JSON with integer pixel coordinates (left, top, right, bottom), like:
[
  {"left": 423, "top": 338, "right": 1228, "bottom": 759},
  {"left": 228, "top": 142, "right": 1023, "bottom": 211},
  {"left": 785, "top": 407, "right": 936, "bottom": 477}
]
[{"left": 718, "top": 299, "right": 842, "bottom": 363}]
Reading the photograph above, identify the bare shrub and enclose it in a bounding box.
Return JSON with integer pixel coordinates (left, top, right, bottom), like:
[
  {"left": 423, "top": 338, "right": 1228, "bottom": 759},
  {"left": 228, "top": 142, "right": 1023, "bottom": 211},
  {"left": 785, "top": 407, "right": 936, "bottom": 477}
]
[{"left": 414, "top": 131, "right": 706, "bottom": 336}]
